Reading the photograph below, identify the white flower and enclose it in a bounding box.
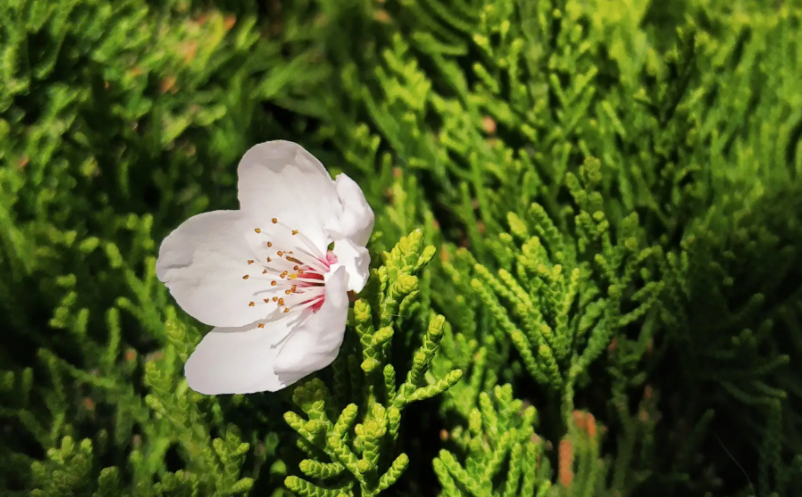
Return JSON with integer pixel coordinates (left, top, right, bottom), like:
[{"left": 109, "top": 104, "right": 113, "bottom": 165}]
[{"left": 155, "top": 141, "right": 374, "bottom": 395}]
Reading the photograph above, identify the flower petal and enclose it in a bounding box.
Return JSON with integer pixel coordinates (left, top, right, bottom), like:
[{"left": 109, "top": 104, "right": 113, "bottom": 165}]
[
  {"left": 331, "top": 238, "right": 370, "bottom": 293},
  {"left": 237, "top": 141, "right": 341, "bottom": 251},
  {"left": 184, "top": 320, "right": 294, "bottom": 395},
  {"left": 156, "top": 210, "right": 276, "bottom": 328},
  {"left": 325, "top": 173, "right": 374, "bottom": 246},
  {"left": 273, "top": 267, "right": 349, "bottom": 385}
]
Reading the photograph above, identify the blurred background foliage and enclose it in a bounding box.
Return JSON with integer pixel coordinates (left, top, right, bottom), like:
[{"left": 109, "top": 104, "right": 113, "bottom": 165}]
[{"left": 1, "top": 0, "right": 801, "bottom": 496}]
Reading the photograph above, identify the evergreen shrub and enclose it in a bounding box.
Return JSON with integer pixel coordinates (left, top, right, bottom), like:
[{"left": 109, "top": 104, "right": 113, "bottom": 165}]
[{"left": 1, "top": 0, "right": 801, "bottom": 496}]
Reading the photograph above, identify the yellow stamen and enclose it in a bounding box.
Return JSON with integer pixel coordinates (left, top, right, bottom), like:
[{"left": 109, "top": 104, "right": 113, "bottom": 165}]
[
  {"left": 254, "top": 228, "right": 261, "bottom": 233},
  {"left": 248, "top": 301, "right": 255, "bottom": 307},
  {"left": 272, "top": 218, "right": 278, "bottom": 224},
  {"left": 242, "top": 275, "right": 249, "bottom": 280},
  {"left": 271, "top": 280, "right": 277, "bottom": 286}
]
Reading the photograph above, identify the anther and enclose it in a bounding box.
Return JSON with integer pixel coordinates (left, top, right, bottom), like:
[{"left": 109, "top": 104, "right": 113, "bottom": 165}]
[
  {"left": 283, "top": 308, "right": 290, "bottom": 313},
  {"left": 262, "top": 269, "right": 268, "bottom": 274},
  {"left": 298, "top": 269, "right": 304, "bottom": 275},
  {"left": 293, "top": 265, "right": 299, "bottom": 270},
  {"left": 272, "top": 218, "right": 278, "bottom": 224},
  {"left": 271, "top": 281, "right": 277, "bottom": 286},
  {"left": 277, "top": 251, "right": 284, "bottom": 257},
  {"left": 292, "top": 229, "right": 298, "bottom": 235},
  {"left": 285, "top": 289, "right": 292, "bottom": 295},
  {"left": 272, "top": 297, "right": 278, "bottom": 302},
  {"left": 267, "top": 257, "right": 272, "bottom": 262},
  {"left": 280, "top": 271, "right": 288, "bottom": 278},
  {"left": 264, "top": 298, "right": 270, "bottom": 303},
  {"left": 254, "top": 228, "right": 261, "bottom": 233},
  {"left": 278, "top": 298, "right": 285, "bottom": 306},
  {"left": 242, "top": 275, "right": 249, "bottom": 280},
  {"left": 247, "top": 260, "right": 254, "bottom": 265},
  {"left": 249, "top": 301, "right": 255, "bottom": 307},
  {"left": 267, "top": 241, "right": 273, "bottom": 247},
  {"left": 257, "top": 323, "right": 265, "bottom": 328}
]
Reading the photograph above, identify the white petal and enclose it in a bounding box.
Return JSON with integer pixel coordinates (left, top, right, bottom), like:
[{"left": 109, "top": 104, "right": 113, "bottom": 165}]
[
  {"left": 237, "top": 141, "right": 341, "bottom": 251},
  {"left": 273, "top": 267, "right": 349, "bottom": 385},
  {"left": 184, "top": 320, "right": 294, "bottom": 395},
  {"left": 325, "top": 173, "right": 374, "bottom": 246},
  {"left": 156, "top": 210, "right": 276, "bottom": 328},
  {"left": 330, "top": 238, "right": 370, "bottom": 293}
]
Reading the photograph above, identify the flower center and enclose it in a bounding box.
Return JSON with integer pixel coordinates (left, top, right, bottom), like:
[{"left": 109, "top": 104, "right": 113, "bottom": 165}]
[{"left": 241, "top": 218, "right": 338, "bottom": 328}]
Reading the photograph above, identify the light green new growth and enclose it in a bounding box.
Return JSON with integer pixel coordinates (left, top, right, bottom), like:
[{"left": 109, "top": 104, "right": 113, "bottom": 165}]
[
  {"left": 460, "top": 157, "right": 661, "bottom": 429},
  {"left": 283, "top": 231, "right": 463, "bottom": 497},
  {"left": 434, "top": 384, "right": 551, "bottom": 497}
]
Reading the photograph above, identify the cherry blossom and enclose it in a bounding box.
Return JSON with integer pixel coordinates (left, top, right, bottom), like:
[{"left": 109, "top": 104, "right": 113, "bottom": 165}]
[{"left": 156, "top": 141, "right": 373, "bottom": 394}]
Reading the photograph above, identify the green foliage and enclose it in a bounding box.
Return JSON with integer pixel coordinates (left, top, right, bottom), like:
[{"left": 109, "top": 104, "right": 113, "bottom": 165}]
[
  {"left": 2, "top": 0, "right": 802, "bottom": 496},
  {"left": 283, "top": 231, "right": 462, "bottom": 497},
  {"left": 434, "top": 384, "right": 552, "bottom": 497}
]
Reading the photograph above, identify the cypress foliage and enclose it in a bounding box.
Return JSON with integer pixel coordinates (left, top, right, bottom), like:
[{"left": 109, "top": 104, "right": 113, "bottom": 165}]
[{"left": 1, "top": 0, "right": 801, "bottom": 496}]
